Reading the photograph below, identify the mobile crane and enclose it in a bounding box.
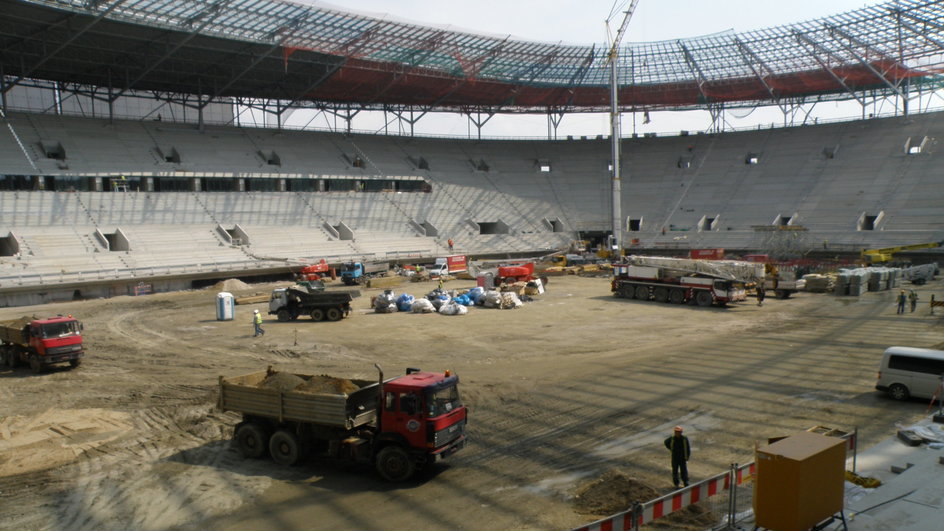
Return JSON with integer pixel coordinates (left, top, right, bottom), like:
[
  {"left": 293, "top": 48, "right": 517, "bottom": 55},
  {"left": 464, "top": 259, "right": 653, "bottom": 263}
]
[{"left": 860, "top": 241, "right": 942, "bottom": 264}]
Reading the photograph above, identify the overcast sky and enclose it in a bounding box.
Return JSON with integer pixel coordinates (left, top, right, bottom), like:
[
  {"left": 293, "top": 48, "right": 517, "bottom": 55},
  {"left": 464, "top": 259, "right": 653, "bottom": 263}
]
[
  {"left": 317, "top": 0, "right": 881, "bottom": 45},
  {"left": 282, "top": 1, "right": 894, "bottom": 137}
]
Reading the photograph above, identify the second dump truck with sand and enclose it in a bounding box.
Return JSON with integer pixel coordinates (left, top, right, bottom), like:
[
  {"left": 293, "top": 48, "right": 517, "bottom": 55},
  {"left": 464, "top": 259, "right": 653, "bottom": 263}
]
[{"left": 218, "top": 365, "right": 466, "bottom": 481}]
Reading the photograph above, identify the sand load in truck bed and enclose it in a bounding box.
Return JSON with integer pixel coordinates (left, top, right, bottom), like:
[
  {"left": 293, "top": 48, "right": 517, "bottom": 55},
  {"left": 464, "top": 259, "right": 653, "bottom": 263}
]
[{"left": 221, "top": 369, "right": 378, "bottom": 429}]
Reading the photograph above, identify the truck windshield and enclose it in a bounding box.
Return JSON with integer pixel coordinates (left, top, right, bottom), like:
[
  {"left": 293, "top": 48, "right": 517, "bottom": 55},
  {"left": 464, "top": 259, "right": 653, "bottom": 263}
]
[
  {"left": 40, "top": 321, "right": 79, "bottom": 338},
  {"left": 426, "top": 385, "right": 462, "bottom": 417}
]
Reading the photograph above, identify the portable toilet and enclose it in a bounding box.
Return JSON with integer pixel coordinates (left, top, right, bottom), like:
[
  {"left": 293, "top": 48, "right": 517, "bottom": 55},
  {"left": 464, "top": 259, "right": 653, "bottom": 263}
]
[{"left": 216, "top": 292, "right": 235, "bottom": 321}]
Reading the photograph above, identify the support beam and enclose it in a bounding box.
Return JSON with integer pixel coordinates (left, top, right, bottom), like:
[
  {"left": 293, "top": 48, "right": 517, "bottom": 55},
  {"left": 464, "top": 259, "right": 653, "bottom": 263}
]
[
  {"left": 197, "top": 13, "right": 311, "bottom": 112},
  {"left": 733, "top": 37, "right": 788, "bottom": 114},
  {"left": 825, "top": 25, "right": 905, "bottom": 98},
  {"left": 678, "top": 42, "right": 711, "bottom": 104},
  {"left": 106, "top": 0, "right": 235, "bottom": 106},
  {"left": 3, "top": 0, "right": 128, "bottom": 94},
  {"left": 794, "top": 32, "right": 868, "bottom": 107}
]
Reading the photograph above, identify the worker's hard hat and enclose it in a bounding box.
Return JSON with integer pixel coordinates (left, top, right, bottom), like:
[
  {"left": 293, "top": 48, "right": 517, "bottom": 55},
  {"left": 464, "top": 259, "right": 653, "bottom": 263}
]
[
  {"left": 253, "top": 309, "right": 259, "bottom": 313},
  {"left": 674, "top": 426, "right": 683, "bottom": 433}
]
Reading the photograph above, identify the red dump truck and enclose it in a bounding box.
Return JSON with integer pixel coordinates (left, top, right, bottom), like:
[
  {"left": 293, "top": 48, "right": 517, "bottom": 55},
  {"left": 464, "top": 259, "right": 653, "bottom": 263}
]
[
  {"left": 218, "top": 365, "right": 467, "bottom": 482},
  {"left": 0, "top": 315, "right": 85, "bottom": 372}
]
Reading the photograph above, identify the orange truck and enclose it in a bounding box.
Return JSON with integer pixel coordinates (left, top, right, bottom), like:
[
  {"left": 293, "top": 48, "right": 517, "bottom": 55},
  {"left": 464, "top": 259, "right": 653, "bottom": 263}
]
[{"left": 0, "top": 315, "right": 85, "bottom": 373}]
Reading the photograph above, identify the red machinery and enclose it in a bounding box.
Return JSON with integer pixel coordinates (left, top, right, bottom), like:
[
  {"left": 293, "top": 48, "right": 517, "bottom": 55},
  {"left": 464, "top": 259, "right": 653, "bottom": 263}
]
[
  {"left": 498, "top": 262, "right": 542, "bottom": 284},
  {"left": 298, "top": 259, "right": 331, "bottom": 281}
]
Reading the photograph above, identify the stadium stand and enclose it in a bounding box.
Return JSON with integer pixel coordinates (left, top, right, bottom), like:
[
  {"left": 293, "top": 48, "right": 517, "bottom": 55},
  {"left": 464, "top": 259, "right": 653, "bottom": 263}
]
[{"left": 3, "top": 0, "right": 944, "bottom": 305}]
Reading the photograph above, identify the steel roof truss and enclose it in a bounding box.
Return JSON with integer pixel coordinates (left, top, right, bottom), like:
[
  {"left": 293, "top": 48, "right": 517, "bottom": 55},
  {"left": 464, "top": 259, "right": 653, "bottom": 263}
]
[
  {"left": 199, "top": 12, "right": 311, "bottom": 109},
  {"left": 895, "top": 13, "right": 944, "bottom": 53},
  {"left": 826, "top": 24, "right": 905, "bottom": 96},
  {"left": 733, "top": 37, "right": 785, "bottom": 111},
  {"left": 6, "top": 0, "right": 129, "bottom": 93},
  {"left": 794, "top": 32, "right": 867, "bottom": 107},
  {"left": 679, "top": 42, "right": 710, "bottom": 103},
  {"left": 111, "top": 0, "right": 235, "bottom": 101}
]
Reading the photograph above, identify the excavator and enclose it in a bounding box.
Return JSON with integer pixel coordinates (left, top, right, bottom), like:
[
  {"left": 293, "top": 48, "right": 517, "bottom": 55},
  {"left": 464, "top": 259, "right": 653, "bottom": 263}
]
[{"left": 860, "top": 241, "right": 942, "bottom": 264}]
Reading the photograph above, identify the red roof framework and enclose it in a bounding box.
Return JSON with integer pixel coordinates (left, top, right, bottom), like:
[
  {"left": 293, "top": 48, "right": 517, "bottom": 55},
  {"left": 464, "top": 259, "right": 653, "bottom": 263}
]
[{"left": 2, "top": 0, "right": 944, "bottom": 114}]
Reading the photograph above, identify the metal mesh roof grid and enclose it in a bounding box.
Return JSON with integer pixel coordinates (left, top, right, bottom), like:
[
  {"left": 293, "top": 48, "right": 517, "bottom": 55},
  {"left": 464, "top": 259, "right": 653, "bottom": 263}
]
[{"left": 23, "top": 0, "right": 944, "bottom": 90}]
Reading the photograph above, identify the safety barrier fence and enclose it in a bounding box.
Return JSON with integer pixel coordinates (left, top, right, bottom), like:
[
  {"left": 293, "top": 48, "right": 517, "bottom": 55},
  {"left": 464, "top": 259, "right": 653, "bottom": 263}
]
[
  {"left": 572, "top": 430, "right": 856, "bottom": 531},
  {"left": 572, "top": 462, "right": 755, "bottom": 531}
]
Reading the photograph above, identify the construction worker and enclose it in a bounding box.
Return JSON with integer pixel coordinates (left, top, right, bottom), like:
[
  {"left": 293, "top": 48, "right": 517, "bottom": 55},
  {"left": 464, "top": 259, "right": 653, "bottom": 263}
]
[
  {"left": 897, "top": 290, "right": 907, "bottom": 314},
  {"left": 252, "top": 309, "right": 265, "bottom": 337},
  {"left": 664, "top": 426, "right": 691, "bottom": 488},
  {"left": 447, "top": 238, "right": 454, "bottom": 251},
  {"left": 909, "top": 290, "right": 919, "bottom": 313},
  {"left": 756, "top": 281, "right": 766, "bottom": 307}
]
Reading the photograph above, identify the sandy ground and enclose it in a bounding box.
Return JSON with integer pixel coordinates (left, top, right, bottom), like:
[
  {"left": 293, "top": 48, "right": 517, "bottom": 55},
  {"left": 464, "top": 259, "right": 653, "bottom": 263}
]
[{"left": 0, "top": 274, "right": 940, "bottom": 530}]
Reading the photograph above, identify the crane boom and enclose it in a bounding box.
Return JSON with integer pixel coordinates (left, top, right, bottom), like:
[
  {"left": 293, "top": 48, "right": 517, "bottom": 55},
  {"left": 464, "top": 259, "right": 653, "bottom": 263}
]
[
  {"left": 606, "top": 0, "right": 640, "bottom": 258},
  {"left": 606, "top": 0, "right": 640, "bottom": 62}
]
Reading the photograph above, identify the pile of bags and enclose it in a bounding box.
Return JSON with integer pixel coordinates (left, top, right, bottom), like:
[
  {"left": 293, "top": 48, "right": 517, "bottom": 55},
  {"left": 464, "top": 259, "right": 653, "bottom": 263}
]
[
  {"left": 373, "top": 290, "right": 397, "bottom": 313},
  {"left": 372, "top": 285, "right": 528, "bottom": 316}
]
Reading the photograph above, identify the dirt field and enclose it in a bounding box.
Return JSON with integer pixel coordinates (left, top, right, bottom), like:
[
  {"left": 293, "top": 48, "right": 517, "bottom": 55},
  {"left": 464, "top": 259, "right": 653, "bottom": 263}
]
[{"left": 1, "top": 274, "right": 939, "bottom": 530}]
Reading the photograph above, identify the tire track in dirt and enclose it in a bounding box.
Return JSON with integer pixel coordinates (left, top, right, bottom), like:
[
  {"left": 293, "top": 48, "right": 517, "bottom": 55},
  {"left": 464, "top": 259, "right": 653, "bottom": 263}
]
[{"left": 51, "top": 404, "right": 270, "bottom": 530}]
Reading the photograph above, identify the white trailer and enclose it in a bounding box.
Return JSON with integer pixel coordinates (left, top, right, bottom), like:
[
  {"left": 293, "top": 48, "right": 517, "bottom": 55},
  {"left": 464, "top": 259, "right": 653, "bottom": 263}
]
[{"left": 611, "top": 256, "right": 757, "bottom": 307}]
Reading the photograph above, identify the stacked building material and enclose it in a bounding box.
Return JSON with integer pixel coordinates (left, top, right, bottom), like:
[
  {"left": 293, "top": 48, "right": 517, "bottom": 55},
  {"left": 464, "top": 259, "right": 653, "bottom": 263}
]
[
  {"left": 802, "top": 274, "right": 835, "bottom": 292},
  {"left": 835, "top": 267, "right": 901, "bottom": 296}
]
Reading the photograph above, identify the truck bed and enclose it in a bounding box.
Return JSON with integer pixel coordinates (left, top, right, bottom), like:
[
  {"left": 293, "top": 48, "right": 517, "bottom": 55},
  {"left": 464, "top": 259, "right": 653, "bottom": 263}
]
[
  {"left": 288, "top": 286, "right": 360, "bottom": 304},
  {"left": 0, "top": 317, "right": 31, "bottom": 346},
  {"left": 218, "top": 370, "right": 378, "bottom": 429}
]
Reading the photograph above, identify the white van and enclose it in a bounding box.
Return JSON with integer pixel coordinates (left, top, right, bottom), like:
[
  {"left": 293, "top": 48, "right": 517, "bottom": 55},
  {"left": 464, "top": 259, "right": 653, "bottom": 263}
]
[{"left": 875, "top": 347, "right": 944, "bottom": 401}]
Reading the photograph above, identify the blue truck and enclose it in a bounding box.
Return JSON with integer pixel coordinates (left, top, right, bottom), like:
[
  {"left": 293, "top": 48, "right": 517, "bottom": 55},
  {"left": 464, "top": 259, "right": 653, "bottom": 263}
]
[{"left": 339, "top": 261, "right": 388, "bottom": 286}]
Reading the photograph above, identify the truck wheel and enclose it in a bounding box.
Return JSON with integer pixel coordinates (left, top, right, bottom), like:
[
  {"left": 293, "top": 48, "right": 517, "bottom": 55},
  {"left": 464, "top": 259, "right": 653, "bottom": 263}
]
[
  {"left": 276, "top": 310, "right": 291, "bottom": 322},
  {"left": 325, "top": 308, "right": 343, "bottom": 321},
  {"left": 634, "top": 286, "right": 649, "bottom": 300},
  {"left": 29, "top": 356, "right": 43, "bottom": 374},
  {"left": 69, "top": 358, "right": 82, "bottom": 368},
  {"left": 375, "top": 446, "right": 415, "bottom": 482},
  {"left": 695, "top": 291, "right": 713, "bottom": 307},
  {"left": 669, "top": 289, "right": 685, "bottom": 304},
  {"left": 236, "top": 423, "right": 269, "bottom": 459},
  {"left": 775, "top": 290, "right": 790, "bottom": 299},
  {"left": 269, "top": 430, "right": 301, "bottom": 466},
  {"left": 310, "top": 308, "right": 325, "bottom": 321},
  {"left": 654, "top": 287, "right": 669, "bottom": 303},
  {"left": 5, "top": 348, "right": 17, "bottom": 369}
]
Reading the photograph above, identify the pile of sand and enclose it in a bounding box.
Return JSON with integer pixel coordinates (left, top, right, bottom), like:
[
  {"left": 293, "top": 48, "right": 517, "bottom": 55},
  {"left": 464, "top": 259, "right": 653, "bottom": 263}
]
[
  {"left": 214, "top": 279, "right": 251, "bottom": 292},
  {"left": 573, "top": 470, "right": 659, "bottom": 515},
  {"left": 573, "top": 470, "right": 719, "bottom": 529},
  {"left": 258, "top": 372, "right": 306, "bottom": 392},
  {"left": 297, "top": 375, "right": 360, "bottom": 395},
  {"left": 256, "top": 372, "right": 360, "bottom": 395}
]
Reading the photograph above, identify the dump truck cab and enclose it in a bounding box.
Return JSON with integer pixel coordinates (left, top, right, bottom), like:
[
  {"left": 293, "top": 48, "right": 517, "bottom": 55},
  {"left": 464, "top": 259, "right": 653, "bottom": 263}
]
[
  {"left": 1, "top": 315, "right": 85, "bottom": 372},
  {"left": 29, "top": 316, "right": 84, "bottom": 356},
  {"left": 379, "top": 369, "right": 466, "bottom": 460}
]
